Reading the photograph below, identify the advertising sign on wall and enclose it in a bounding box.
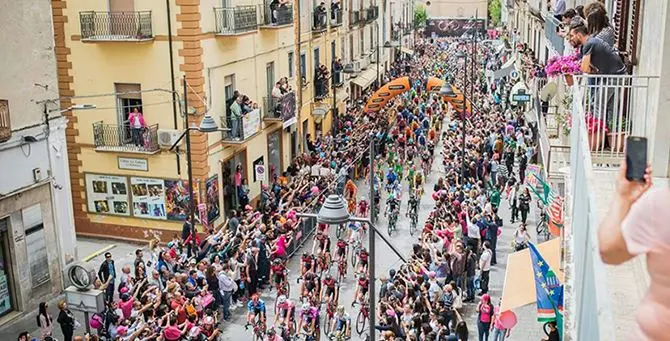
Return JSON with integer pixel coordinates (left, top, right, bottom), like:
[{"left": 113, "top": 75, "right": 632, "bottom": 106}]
[
  {"left": 85, "top": 174, "right": 130, "bottom": 216},
  {"left": 205, "top": 175, "right": 220, "bottom": 223},
  {"left": 131, "top": 177, "right": 167, "bottom": 220},
  {"left": 164, "top": 179, "right": 198, "bottom": 221},
  {"left": 525, "top": 164, "right": 542, "bottom": 189},
  {"left": 281, "top": 92, "right": 297, "bottom": 128},
  {"left": 424, "top": 18, "right": 486, "bottom": 38},
  {"left": 243, "top": 108, "right": 261, "bottom": 139}
]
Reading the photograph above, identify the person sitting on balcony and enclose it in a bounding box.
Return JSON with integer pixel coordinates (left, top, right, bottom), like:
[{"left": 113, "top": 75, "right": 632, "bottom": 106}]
[
  {"left": 598, "top": 164, "right": 670, "bottom": 341},
  {"left": 314, "top": 2, "right": 327, "bottom": 28},
  {"left": 128, "top": 107, "right": 146, "bottom": 147}
]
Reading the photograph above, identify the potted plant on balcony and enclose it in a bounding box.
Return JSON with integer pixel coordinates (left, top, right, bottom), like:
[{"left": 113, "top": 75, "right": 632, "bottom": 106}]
[
  {"left": 606, "top": 116, "right": 629, "bottom": 153},
  {"left": 585, "top": 113, "right": 607, "bottom": 151},
  {"left": 545, "top": 52, "right": 582, "bottom": 86}
]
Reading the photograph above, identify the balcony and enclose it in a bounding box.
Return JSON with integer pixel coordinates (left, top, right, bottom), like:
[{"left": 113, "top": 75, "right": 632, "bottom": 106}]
[
  {"left": 220, "top": 106, "right": 263, "bottom": 144},
  {"left": 79, "top": 11, "right": 153, "bottom": 42},
  {"left": 349, "top": 11, "right": 361, "bottom": 27},
  {"left": 544, "top": 15, "right": 565, "bottom": 56},
  {"left": 260, "top": 3, "right": 294, "bottom": 27},
  {"left": 0, "top": 100, "right": 10, "bottom": 143},
  {"left": 314, "top": 78, "right": 329, "bottom": 100},
  {"left": 332, "top": 69, "right": 344, "bottom": 87},
  {"left": 214, "top": 6, "right": 258, "bottom": 35},
  {"left": 365, "top": 5, "right": 379, "bottom": 23},
  {"left": 263, "top": 96, "right": 282, "bottom": 121},
  {"left": 312, "top": 11, "right": 328, "bottom": 33},
  {"left": 330, "top": 9, "right": 343, "bottom": 27},
  {"left": 92, "top": 122, "right": 159, "bottom": 154}
]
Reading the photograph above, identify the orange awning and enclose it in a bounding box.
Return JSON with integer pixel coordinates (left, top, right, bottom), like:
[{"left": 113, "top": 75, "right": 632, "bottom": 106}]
[{"left": 500, "top": 238, "right": 564, "bottom": 312}]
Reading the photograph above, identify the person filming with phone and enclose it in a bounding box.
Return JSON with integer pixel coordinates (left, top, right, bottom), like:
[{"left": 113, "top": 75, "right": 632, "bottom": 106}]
[{"left": 599, "top": 136, "right": 670, "bottom": 341}]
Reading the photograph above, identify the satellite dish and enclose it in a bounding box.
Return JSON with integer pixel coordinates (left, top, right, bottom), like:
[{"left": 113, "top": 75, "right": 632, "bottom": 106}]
[{"left": 540, "top": 81, "right": 558, "bottom": 102}]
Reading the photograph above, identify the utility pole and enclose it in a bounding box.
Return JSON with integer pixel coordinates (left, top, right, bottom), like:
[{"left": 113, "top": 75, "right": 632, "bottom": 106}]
[
  {"left": 183, "top": 76, "right": 197, "bottom": 254},
  {"left": 368, "top": 134, "right": 376, "bottom": 341},
  {"left": 293, "top": 1, "right": 303, "bottom": 152}
]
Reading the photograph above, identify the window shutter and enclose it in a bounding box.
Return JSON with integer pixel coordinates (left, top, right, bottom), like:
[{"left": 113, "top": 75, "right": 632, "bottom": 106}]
[
  {"left": 613, "top": 0, "right": 630, "bottom": 54},
  {"left": 627, "top": 0, "right": 641, "bottom": 65}
]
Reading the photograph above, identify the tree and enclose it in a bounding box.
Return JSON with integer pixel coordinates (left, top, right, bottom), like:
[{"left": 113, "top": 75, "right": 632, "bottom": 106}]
[
  {"left": 414, "top": 4, "right": 428, "bottom": 29},
  {"left": 488, "top": 0, "right": 502, "bottom": 27}
]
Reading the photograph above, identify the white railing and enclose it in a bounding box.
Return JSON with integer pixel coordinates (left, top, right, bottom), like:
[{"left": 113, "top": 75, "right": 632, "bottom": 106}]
[
  {"left": 566, "top": 83, "right": 616, "bottom": 340},
  {"left": 572, "top": 75, "right": 654, "bottom": 161}
]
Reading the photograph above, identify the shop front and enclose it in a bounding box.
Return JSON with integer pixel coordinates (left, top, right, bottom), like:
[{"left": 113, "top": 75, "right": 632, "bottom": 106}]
[
  {"left": 267, "top": 128, "right": 283, "bottom": 180},
  {"left": 221, "top": 149, "right": 248, "bottom": 217}
]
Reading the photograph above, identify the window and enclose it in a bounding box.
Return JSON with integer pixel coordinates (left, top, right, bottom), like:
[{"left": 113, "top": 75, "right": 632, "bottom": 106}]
[
  {"left": 288, "top": 52, "right": 295, "bottom": 78},
  {"left": 224, "top": 75, "right": 235, "bottom": 120},
  {"left": 331, "top": 41, "right": 336, "bottom": 65},
  {"left": 349, "top": 35, "right": 354, "bottom": 61},
  {"left": 114, "top": 83, "right": 142, "bottom": 126},
  {"left": 314, "top": 48, "right": 320, "bottom": 70},
  {"left": 300, "top": 53, "right": 307, "bottom": 82},
  {"left": 266, "top": 62, "right": 275, "bottom": 98},
  {"left": 0, "top": 100, "right": 10, "bottom": 143}
]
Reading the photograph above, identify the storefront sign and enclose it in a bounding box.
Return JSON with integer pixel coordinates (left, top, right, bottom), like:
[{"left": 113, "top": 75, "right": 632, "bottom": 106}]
[
  {"left": 85, "top": 174, "right": 131, "bottom": 216},
  {"left": 130, "top": 177, "right": 167, "bottom": 220},
  {"left": 243, "top": 109, "right": 261, "bottom": 139},
  {"left": 118, "top": 157, "right": 149, "bottom": 171}
]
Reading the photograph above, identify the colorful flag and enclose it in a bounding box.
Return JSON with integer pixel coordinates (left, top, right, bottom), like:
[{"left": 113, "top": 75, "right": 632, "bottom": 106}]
[
  {"left": 528, "top": 242, "right": 564, "bottom": 337},
  {"left": 529, "top": 174, "right": 564, "bottom": 236}
]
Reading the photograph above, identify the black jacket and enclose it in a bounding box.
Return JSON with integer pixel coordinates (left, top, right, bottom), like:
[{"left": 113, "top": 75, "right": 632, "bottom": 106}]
[{"left": 98, "top": 260, "right": 115, "bottom": 282}]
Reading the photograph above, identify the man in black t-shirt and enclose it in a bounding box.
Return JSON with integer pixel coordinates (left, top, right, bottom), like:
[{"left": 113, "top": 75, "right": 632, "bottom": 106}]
[
  {"left": 569, "top": 24, "right": 626, "bottom": 75},
  {"left": 541, "top": 321, "right": 560, "bottom": 341}
]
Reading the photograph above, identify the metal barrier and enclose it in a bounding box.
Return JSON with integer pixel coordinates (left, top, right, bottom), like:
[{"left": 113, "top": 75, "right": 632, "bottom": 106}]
[
  {"left": 92, "top": 121, "right": 159, "bottom": 153},
  {"left": 566, "top": 85, "right": 616, "bottom": 340},
  {"left": 572, "top": 75, "right": 655, "bottom": 161},
  {"left": 287, "top": 215, "right": 318, "bottom": 258},
  {"left": 263, "top": 96, "right": 282, "bottom": 119},
  {"left": 313, "top": 12, "right": 328, "bottom": 32},
  {"left": 79, "top": 11, "right": 153, "bottom": 41},
  {"left": 331, "top": 9, "right": 343, "bottom": 26},
  {"left": 214, "top": 6, "right": 258, "bottom": 34},
  {"left": 350, "top": 11, "right": 361, "bottom": 26}
]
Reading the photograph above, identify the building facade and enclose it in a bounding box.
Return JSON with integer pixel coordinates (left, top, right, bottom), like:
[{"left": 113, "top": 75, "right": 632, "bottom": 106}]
[
  {"left": 54, "top": 0, "right": 399, "bottom": 241},
  {"left": 0, "top": 0, "right": 77, "bottom": 322},
  {"left": 425, "top": 0, "right": 488, "bottom": 19}
]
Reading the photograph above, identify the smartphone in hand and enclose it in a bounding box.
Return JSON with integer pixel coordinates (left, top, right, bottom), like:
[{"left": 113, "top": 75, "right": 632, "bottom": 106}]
[{"left": 625, "top": 136, "right": 648, "bottom": 182}]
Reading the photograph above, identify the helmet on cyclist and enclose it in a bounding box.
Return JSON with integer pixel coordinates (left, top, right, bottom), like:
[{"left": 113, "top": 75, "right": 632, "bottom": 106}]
[
  {"left": 337, "top": 305, "right": 345, "bottom": 314},
  {"left": 389, "top": 269, "right": 396, "bottom": 278},
  {"left": 358, "top": 274, "right": 366, "bottom": 281},
  {"left": 325, "top": 274, "right": 332, "bottom": 280},
  {"left": 302, "top": 302, "right": 310, "bottom": 310},
  {"left": 302, "top": 252, "right": 310, "bottom": 257},
  {"left": 277, "top": 295, "right": 287, "bottom": 305},
  {"left": 267, "top": 328, "right": 276, "bottom": 335},
  {"left": 273, "top": 259, "right": 281, "bottom": 265}
]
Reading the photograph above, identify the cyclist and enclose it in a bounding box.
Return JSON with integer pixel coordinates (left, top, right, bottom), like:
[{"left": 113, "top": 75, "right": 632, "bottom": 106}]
[
  {"left": 357, "top": 196, "right": 369, "bottom": 217},
  {"left": 334, "top": 237, "right": 348, "bottom": 263},
  {"left": 355, "top": 247, "right": 369, "bottom": 275},
  {"left": 321, "top": 274, "right": 339, "bottom": 304},
  {"left": 386, "top": 169, "right": 398, "bottom": 191},
  {"left": 406, "top": 191, "right": 419, "bottom": 217},
  {"left": 274, "top": 295, "right": 296, "bottom": 335},
  {"left": 264, "top": 327, "right": 283, "bottom": 341},
  {"left": 300, "top": 252, "right": 314, "bottom": 277},
  {"left": 312, "top": 232, "right": 331, "bottom": 268},
  {"left": 298, "top": 302, "right": 321, "bottom": 341},
  {"left": 386, "top": 191, "right": 399, "bottom": 218},
  {"left": 270, "top": 258, "right": 287, "bottom": 293},
  {"left": 352, "top": 274, "right": 369, "bottom": 307},
  {"left": 421, "top": 148, "right": 432, "bottom": 173},
  {"left": 329, "top": 306, "right": 351, "bottom": 338},
  {"left": 247, "top": 293, "right": 267, "bottom": 326},
  {"left": 300, "top": 271, "right": 320, "bottom": 302}
]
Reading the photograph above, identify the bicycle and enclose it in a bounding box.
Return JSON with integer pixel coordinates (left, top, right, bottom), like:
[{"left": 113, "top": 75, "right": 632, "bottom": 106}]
[
  {"left": 315, "top": 252, "right": 331, "bottom": 277},
  {"left": 245, "top": 317, "right": 267, "bottom": 341},
  {"left": 350, "top": 239, "right": 362, "bottom": 268},
  {"left": 273, "top": 271, "right": 291, "bottom": 311},
  {"left": 335, "top": 224, "right": 346, "bottom": 240},
  {"left": 336, "top": 256, "right": 347, "bottom": 283},
  {"left": 277, "top": 322, "right": 297, "bottom": 341},
  {"left": 409, "top": 210, "right": 418, "bottom": 236},
  {"left": 388, "top": 208, "right": 398, "bottom": 236},
  {"left": 536, "top": 201, "right": 551, "bottom": 242},
  {"left": 353, "top": 301, "right": 369, "bottom": 336},
  {"left": 328, "top": 330, "right": 351, "bottom": 341}
]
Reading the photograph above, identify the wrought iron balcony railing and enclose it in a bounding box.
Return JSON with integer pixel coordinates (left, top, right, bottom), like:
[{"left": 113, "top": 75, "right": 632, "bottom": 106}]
[
  {"left": 214, "top": 6, "right": 258, "bottom": 35},
  {"left": 349, "top": 11, "right": 361, "bottom": 27},
  {"left": 263, "top": 96, "right": 282, "bottom": 120},
  {"left": 332, "top": 69, "right": 344, "bottom": 87},
  {"left": 330, "top": 10, "right": 343, "bottom": 27},
  {"left": 93, "top": 121, "right": 159, "bottom": 153},
  {"left": 79, "top": 11, "right": 153, "bottom": 41},
  {"left": 260, "top": 3, "right": 294, "bottom": 26},
  {"left": 313, "top": 11, "right": 328, "bottom": 32}
]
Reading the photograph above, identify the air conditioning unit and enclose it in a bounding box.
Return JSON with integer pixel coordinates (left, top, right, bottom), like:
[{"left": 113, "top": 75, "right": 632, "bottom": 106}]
[
  {"left": 370, "top": 52, "right": 377, "bottom": 63},
  {"left": 158, "top": 129, "right": 183, "bottom": 147},
  {"left": 360, "top": 56, "right": 370, "bottom": 70}
]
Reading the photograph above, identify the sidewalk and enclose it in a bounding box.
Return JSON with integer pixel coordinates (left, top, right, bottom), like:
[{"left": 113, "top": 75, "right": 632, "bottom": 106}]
[
  {"left": 460, "top": 196, "right": 546, "bottom": 340},
  {"left": 0, "top": 238, "right": 141, "bottom": 340}
]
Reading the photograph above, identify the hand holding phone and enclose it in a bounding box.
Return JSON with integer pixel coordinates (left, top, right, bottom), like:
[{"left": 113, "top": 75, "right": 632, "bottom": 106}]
[{"left": 625, "top": 136, "right": 648, "bottom": 182}]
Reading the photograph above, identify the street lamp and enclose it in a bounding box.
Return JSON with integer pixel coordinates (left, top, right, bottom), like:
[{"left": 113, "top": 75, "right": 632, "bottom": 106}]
[{"left": 169, "top": 103, "right": 230, "bottom": 254}]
